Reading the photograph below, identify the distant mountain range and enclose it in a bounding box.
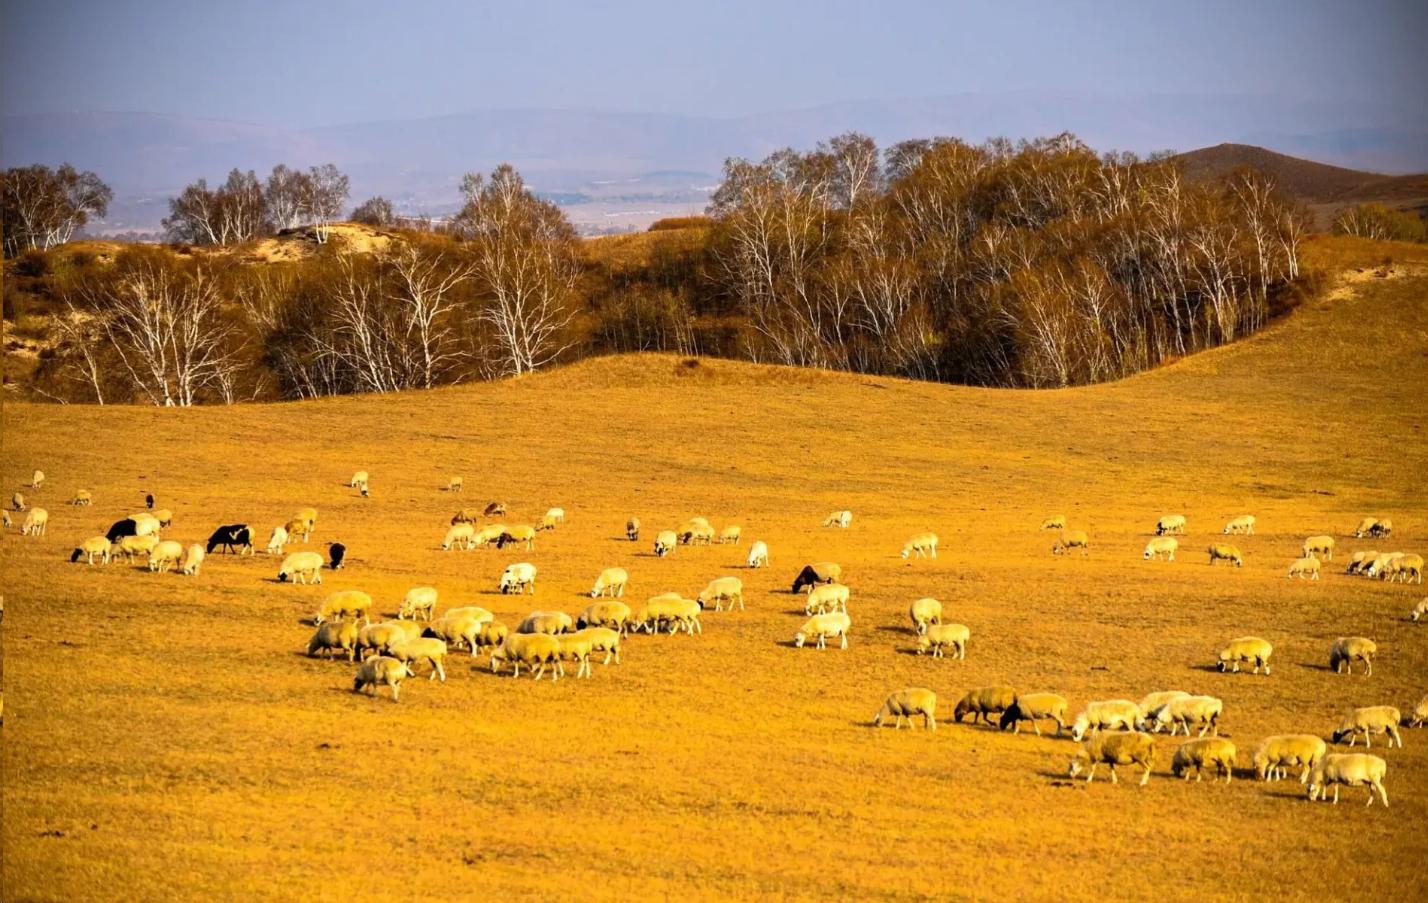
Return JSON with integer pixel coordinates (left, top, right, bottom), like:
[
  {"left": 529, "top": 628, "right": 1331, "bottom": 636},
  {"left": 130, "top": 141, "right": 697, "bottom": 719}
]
[{"left": 4, "top": 92, "right": 1425, "bottom": 234}]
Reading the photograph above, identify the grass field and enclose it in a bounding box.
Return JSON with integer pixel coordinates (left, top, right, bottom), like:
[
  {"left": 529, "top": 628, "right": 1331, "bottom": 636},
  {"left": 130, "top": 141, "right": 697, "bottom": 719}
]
[{"left": 3, "top": 259, "right": 1427, "bottom": 901}]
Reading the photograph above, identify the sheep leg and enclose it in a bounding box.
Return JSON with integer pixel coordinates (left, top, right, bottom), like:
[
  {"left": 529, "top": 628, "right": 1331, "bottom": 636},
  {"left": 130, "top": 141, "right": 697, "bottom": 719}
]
[
  {"left": 839, "top": 633, "right": 847, "bottom": 650},
  {"left": 1108, "top": 764, "right": 1118, "bottom": 784},
  {"left": 1374, "top": 781, "right": 1388, "bottom": 807},
  {"left": 435, "top": 659, "right": 446, "bottom": 682},
  {"left": 1140, "top": 762, "right": 1151, "bottom": 786}
]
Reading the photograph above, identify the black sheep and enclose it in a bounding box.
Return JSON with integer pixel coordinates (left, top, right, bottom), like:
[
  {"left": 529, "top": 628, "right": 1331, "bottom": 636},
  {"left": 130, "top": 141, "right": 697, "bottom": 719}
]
[
  {"left": 106, "top": 518, "right": 138, "bottom": 543},
  {"left": 206, "top": 524, "right": 253, "bottom": 554},
  {"left": 327, "top": 542, "right": 346, "bottom": 570},
  {"left": 791, "top": 562, "right": 841, "bottom": 594},
  {"left": 145, "top": 493, "right": 155, "bottom": 509}
]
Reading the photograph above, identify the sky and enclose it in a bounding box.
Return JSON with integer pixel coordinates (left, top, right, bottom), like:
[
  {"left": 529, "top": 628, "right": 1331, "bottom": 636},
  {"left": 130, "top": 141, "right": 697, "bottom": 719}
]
[{"left": 2, "top": 0, "right": 1426, "bottom": 127}]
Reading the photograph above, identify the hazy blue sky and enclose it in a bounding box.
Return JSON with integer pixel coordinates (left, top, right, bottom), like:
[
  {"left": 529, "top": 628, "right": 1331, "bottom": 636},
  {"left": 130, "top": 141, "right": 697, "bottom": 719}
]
[{"left": 3, "top": 0, "right": 1425, "bottom": 126}]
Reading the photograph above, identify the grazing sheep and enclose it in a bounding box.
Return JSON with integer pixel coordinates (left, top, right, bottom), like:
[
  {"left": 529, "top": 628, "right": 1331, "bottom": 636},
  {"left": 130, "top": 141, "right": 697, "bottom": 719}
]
[
  {"left": 448, "top": 476, "right": 463, "bottom": 493},
  {"left": 106, "top": 517, "right": 138, "bottom": 542},
  {"left": 1156, "top": 514, "right": 1187, "bottom": 535},
  {"left": 1329, "top": 637, "right": 1377, "bottom": 675},
  {"left": 2, "top": 510, "right": 9, "bottom": 528},
  {"left": 423, "top": 616, "right": 483, "bottom": 655},
  {"left": 307, "top": 620, "right": 359, "bottom": 661},
  {"left": 805, "top": 582, "right": 850, "bottom": 615},
  {"left": 544, "top": 507, "right": 565, "bottom": 524},
  {"left": 70, "top": 489, "right": 92, "bottom": 506},
  {"left": 1287, "top": 557, "right": 1321, "bottom": 580},
  {"left": 353, "top": 656, "right": 414, "bottom": 702},
  {"left": 70, "top": 536, "right": 112, "bottom": 565},
  {"left": 900, "top": 532, "right": 939, "bottom": 560},
  {"left": 277, "top": 551, "right": 324, "bottom": 584},
  {"left": 1411, "top": 695, "right": 1428, "bottom": 728},
  {"left": 113, "top": 533, "right": 159, "bottom": 562},
  {"left": 1364, "top": 553, "right": 1403, "bottom": 579},
  {"left": 1223, "top": 515, "right": 1256, "bottom": 535},
  {"left": 634, "top": 595, "right": 702, "bottom": 636},
  {"left": 1143, "top": 536, "right": 1178, "bottom": 561},
  {"left": 314, "top": 590, "right": 374, "bottom": 625},
  {"left": 908, "top": 597, "right": 943, "bottom": 635},
  {"left": 915, "top": 623, "right": 970, "bottom": 659},
  {"left": 399, "top": 587, "right": 439, "bottom": 622},
  {"left": 873, "top": 688, "right": 938, "bottom": 731},
  {"left": 1070, "top": 700, "right": 1141, "bottom": 740},
  {"left": 473, "top": 621, "right": 509, "bottom": 655},
  {"left": 349, "top": 470, "right": 369, "bottom": 488},
  {"left": 490, "top": 632, "right": 563, "bottom": 680},
  {"left": 1412, "top": 598, "right": 1428, "bottom": 622},
  {"left": 1346, "top": 550, "right": 1379, "bottom": 575},
  {"left": 574, "top": 627, "right": 622, "bottom": 666},
  {"left": 180, "top": 543, "right": 205, "bottom": 576},
  {"left": 443, "top": 606, "right": 494, "bottom": 627},
  {"left": 1052, "top": 530, "right": 1090, "bottom": 557},
  {"left": 590, "top": 567, "right": 629, "bottom": 598},
  {"left": 202, "top": 524, "right": 252, "bottom": 555},
  {"left": 578, "top": 600, "right": 632, "bottom": 635},
  {"left": 1136, "top": 691, "right": 1191, "bottom": 723},
  {"left": 953, "top": 686, "right": 1018, "bottom": 725},
  {"left": 747, "top": 540, "right": 769, "bottom": 568},
  {"left": 794, "top": 612, "right": 851, "bottom": 649},
  {"left": 1353, "top": 517, "right": 1379, "bottom": 538},
  {"left": 718, "top": 525, "right": 742, "bottom": 544},
  {"left": 1308, "top": 754, "right": 1389, "bottom": 806},
  {"left": 1254, "top": 735, "right": 1327, "bottom": 782},
  {"left": 390, "top": 637, "right": 449, "bottom": 681},
  {"left": 29, "top": 469, "right": 45, "bottom": 489},
  {"left": 357, "top": 622, "right": 409, "bottom": 660},
  {"left": 472, "top": 524, "right": 505, "bottom": 548},
  {"left": 499, "top": 563, "right": 537, "bottom": 595},
  {"left": 289, "top": 507, "right": 318, "bottom": 542},
  {"left": 483, "top": 501, "right": 506, "bottom": 517},
  {"left": 1172, "top": 738, "right": 1237, "bottom": 784},
  {"left": 698, "top": 576, "right": 745, "bottom": 612},
  {"left": 128, "top": 513, "right": 162, "bottom": 537},
  {"left": 792, "top": 562, "right": 842, "bottom": 594},
  {"left": 1218, "top": 636, "right": 1273, "bottom": 674},
  {"left": 497, "top": 525, "right": 537, "bottom": 551},
  {"left": 654, "top": 530, "right": 678, "bottom": 557},
  {"left": 147, "top": 539, "right": 185, "bottom": 573},
  {"left": 1068, "top": 732, "right": 1156, "bottom": 785},
  {"left": 451, "top": 508, "right": 479, "bottom": 526},
  {"left": 626, "top": 517, "right": 640, "bottom": 541},
  {"left": 11, "top": 491, "right": 25, "bottom": 512},
  {"left": 20, "top": 508, "right": 49, "bottom": 536},
  {"left": 677, "top": 521, "right": 715, "bottom": 545},
  {"left": 1385, "top": 553, "right": 1424, "bottom": 584},
  {"left": 823, "top": 510, "right": 852, "bottom": 528},
  {"left": 997, "top": 692, "right": 1067, "bottom": 736},
  {"left": 1331, "top": 706, "right": 1403, "bottom": 749},
  {"left": 518, "top": 610, "right": 574, "bottom": 635},
  {"left": 265, "top": 525, "right": 287, "bottom": 555},
  {"left": 1369, "top": 518, "right": 1393, "bottom": 538},
  {"left": 326, "top": 542, "right": 346, "bottom": 570},
  {"left": 1040, "top": 514, "right": 1067, "bottom": 531},
  {"left": 441, "top": 523, "right": 475, "bottom": 551},
  {"left": 1148, "top": 695, "right": 1223, "bottom": 737},
  {"left": 1207, "top": 543, "right": 1243, "bottom": 567},
  {"left": 556, "top": 631, "right": 597, "bottom": 678},
  {"left": 1302, "top": 535, "right": 1336, "bottom": 561}
]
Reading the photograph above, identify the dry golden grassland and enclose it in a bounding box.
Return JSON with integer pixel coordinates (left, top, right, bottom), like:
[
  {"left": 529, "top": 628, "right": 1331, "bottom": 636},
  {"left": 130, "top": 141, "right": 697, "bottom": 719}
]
[{"left": 3, "top": 251, "right": 1427, "bottom": 901}]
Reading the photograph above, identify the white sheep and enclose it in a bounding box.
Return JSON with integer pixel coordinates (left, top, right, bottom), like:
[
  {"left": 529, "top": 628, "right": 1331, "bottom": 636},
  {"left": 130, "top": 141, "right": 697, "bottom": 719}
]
[
  {"left": 314, "top": 590, "right": 373, "bottom": 625},
  {"left": 71, "top": 489, "right": 92, "bottom": 506},
  {"left": 390, "top": 637, "right": 449, "bottom": 681},
  {"left": 128, "top": 513, "right": 162, "bottom": 537},
  {"left": 952, "top": 686, "right": 1018, "bottom": 724},
  {"left": 676, "top": 520, "right": 714, "bottom": 545},
  {"left": 573, "top": 626, "right": 622, "bottom": 666},
  {"left": 1385, "top": 553, "right": 1423, "bottom": 584},
  {"left": 908, "top": 597, "right": 943, "bottom": 635},
  {"left": 425, "top": 615, "right": 485, "bottom": 657},
  {"left": 287, "top": 507, "right": 318, "bottom": 543},
  {"left": 823, "top": 509, "right": 852, "bottom": 528},
  {"left": 349, "top": 470, "right": 369, "bottom": 489},
  {"left": 805, "top": 582, "right": 850, "bottom": 615},
  {"left": 499, "top": 563, "right": 537, "bottom": 595},
  {"left": 266, "top": 525, "right": 288, "bottom": 555},
  {"left": 307, "top": 620, "right": 360, "bottom": 661},
  {"left": 11, "top": 491, "right": 25, "bottom": 512},
  {"left": 718, "top": 525, "right": 742, "bottom": 544},
  {"left": 1207, "top": 543, "right": 1243, "bottom": 567},
  {"left": 901, "top": 532, "right": 938, "bottom": 559},
  {"left": 1147, "top": 695, "right": 1223, "bottom": 737},
  {"left": 747, "top": 540, "right": 769, "bottom": 568},
  {"left": 698, "top": 576, "right": 745, "bottom": 612},
  {"left": 443, "top": 606, "right": 495, "bottom": 627},
  {"left": 1352, "top": 517, "right": 1380, "bottom": 539},
  {"left": 1218, "top": 636, "right": 1273, "bottom": 674},
  {"left": 578, "top": 600, "right": 632, "bottom": 635},
  {"left": 590, "top": 567, "right": 629, "bottom": 598},
  {"left": 1136, "top": 690, "right": 1190, "bottom": 722},
  {"left": 278, "top": 551, "right": 324, "bottom": 584},
  {"left": 1331, "top": 706, "right": 1403, "bottom": 749},
  {"left": 1286, "top": 557, "right": 1320, "bottom": 580},
  {"left": 1302, "top": 534, "right": 1336, "bottom": 561},
  {"left": 1223, "top": 515, "right": 1256, "bottom": 535},
  {"left": 1412, "top": 695, "right": 1428, "bottom": 728},
  {"left": 872, "top": 688, "right": 937, "bottom": 731},
  {"left": 180, "top": 543, "right": 205, "bottom": 576},
  {"left": 794, "top": 612, "right": 850, "bottom": 649},
  {"left": 147, "top": 539, "right": 185, "bottom": 573},
  {"left": 1040, "top": 514, "right": 1067, "bottom": 531},
  {"left": 1143, "top": 537, "right": 1177, "bottom": 561},
  {"left": 448, "top": 476, "right": 464, "bottom": 493},
  {"left": 353, "top": 656, "right": 414, "bottom": 701},
  {"left": 1068, "top": 732, "right": 1156, "bottom": 785},
  {"left": 399, "top": 586, "right": 438, "bottom": 621},
  {"left": 20, "top": 507, "right": 49, "bottom": 537},
  {"left": 472, "top": 524, "right": 505, "bottom": 548},
  {"left": 544, "top": 507, "right": 565, "bottom": 524},
  {"left": 626, "top": 517, "right": 640, "bottom": 541},
  {"left": 915, "top": 623, "right": 969, "bottom": 659},
  {"left": 29, "top": 469, "right": 45, "bottom": 489},
  {"left": 1171, "top": 737, "right": 1237, "bottom": 784},
  {"left": 1052, "top": 530, "right": 1090, "bottom": 557},
  {"left": 1254, "top": 734, "right": 1327, "bottom": 782},
  {"left": 70, "top": 536, "right": 112, "bottom": 565},
  {"left": 633, "top": 595, "right": 702, "bottom": 636},
  {"left": 998, "top": 693, "right": 1067, "bottom": 736},
  {"left": 441, "top": 523, "right": 475, "bottom": 551},
  {"left": 490, "top": 632, "right": 563, "bottom": 681},
  {"left": 1308, "top": 754, "right": 1388, "bottom": 806},
  {"left": 1155, "top": 514, "right": 1187, "bottom": 535},
  {"left": 518, "top": 610, "right": 574, "bottom": 635},
  {"left": 1329, "top": 636, "right": 1377, "bottom": 675},
  {"left": 358, "top": 622, "right": 411, "bottom": 660},
  {"left": 1412, "top": 598, "right": 1428, "bottom": 622},
  {"left": 556, "top": 631, "right": 596, "bottom": 678},
  {"left": 498, "top": 525, "right": 537, "bottom": 551},
  {"left": 654, "top": 530, "right": 678, "bottom": 557},
  {"left": 114, "top": 534, "right": 159, "bottom": 562},
  {"left": 1070, "top": 700, "right": 1141, "bottom": 740}
]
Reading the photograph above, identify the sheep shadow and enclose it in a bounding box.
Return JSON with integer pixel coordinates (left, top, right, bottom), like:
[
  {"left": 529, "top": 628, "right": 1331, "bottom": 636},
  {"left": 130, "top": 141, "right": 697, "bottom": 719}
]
[
  {"left": 1297, "top": 662, "right": 1335, "bottom": 672},
  {"left": 875, "top": 624, "right": 915, "bottom": 636},
  {"left": 1188, "top": 663, "right": 1228, "bottom": 673}
]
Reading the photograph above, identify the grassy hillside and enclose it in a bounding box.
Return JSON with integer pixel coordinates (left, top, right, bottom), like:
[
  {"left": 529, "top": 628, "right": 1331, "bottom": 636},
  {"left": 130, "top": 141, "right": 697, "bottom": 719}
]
[{"left": 2, "top": 254, "right": 1427, "bottom": 900}]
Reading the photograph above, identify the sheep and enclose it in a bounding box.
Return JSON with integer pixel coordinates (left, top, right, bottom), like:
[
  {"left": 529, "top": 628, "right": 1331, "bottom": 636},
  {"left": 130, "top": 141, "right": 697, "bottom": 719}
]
[
  {"left": 399, "top": 586, "right": 439, "bottom": 621},
  {"left": 451, "top": 508, "right": 479, "bottom": 526},
  {"left": 1385, "top": 553, "right": 1424, "bottom": 584},
  {"left": 1411, "top": 695, "right": 1428, "bottom": 728},
  {"left": 633, "top": 595, "right": 702, "bottom": 635},
  {"left": 539, "top": 513, "right": 559, "bottom": 531},
  {"left": 1223, "top": 515, "right": 1256, "bottom": 535},
  {"left": 1329, "top": 636, "right": 1377, "bottom": 675},
  {"left": 70, "top": 536, "right": 112, "bottom": 565},
  {"left": 1346, "top": 550, "right": 1378, "bottom": 575},
  {"left": 285, "top": 507, "right": 317, "bottom": 542},
  {"left": 1052, "top": 530, "right": 1090, "bottom": 557},
  {"left": 626, "top": 517, "right": 640, "bottom": 541},
  {"left": 578, "top": 600, "right": 632, "bottom": 635},
  {"left": 471, "top": 524, "right": 505, "bottom": 548},
  {"left": 497, "top": 525, "right": 537, "bottom": 551},
  {"left": 1201, "top": 544, "right": 1247, "bottom": 571},
  {"left": 1369, "top": 518, "right": 1393, "bottom": 538},
  {"left": 353, "top": 656, "right": 414, "bottom": 702},
  {"left": 499, "top": 563, "right": 537, "bottom": 595},
  {"left": 718, "top": 525, "right": 742, "bottom": 544},
  {"left": 390, "top": 637, "right": 449, "bottom": 681},
  {"left": 677, "top": 521, "right": 715, "bottom": 545},
  {"left": 1068, "top": 732, "right": 1156, "bottom": 785},
  {"left": 993, "top": 692, "right": 1066, "bottom": 736},
  {"left": 1286, "top": 556, "right": 1321, "bottom": 580},
  {"left": 794, "top": 612, "right": 850, "bottom": 649},
  {"left": 113, "top": 534, "right": 159, "bottom": 562},
  {"left": 327, "top": 542, "right": 346, "bottom": 570},
  {"left": 20, "top": 508, "right": 49, "bottom": 536},
  {"left": 447, "top": 476, "right": 463, "bottom": 493},
  {"left": 357, "top": 622, "right": 409, "bottom": 660},
  {"left": 915, "top": 623, "right": 969, "bottom": 659},
  {"left": 1308, "top": 754, "right": 1389, "bottom": 806},
  {"left": 147, "top": 539, "right": 185, "bottom": 573},
  {"left": 265, "top": 525, "right": 286, "bottom": 555},
  {"left": 791, "top": 561, "right": 842, "bottom": 593},
  {"left": 747, "top": 540, "right": 769, "bottom": 568},
  {"left": 654, "top": 530, "right": 678, "bottom": 557},
  {"left": 473, "top": 621, "right": 510, "bottom": 655},
  {"left": 349, "top": 470, "right": 369, "bottom": 488},
  {"left": 901, "top": 532, "right": 938, "bottom": 559},
  {"left": 106, "top": 517, "right": 138, "bottom": 542},
  {"left": 1143, "top": 537, "right": 1177, "bottom": 561},
  {"left": 804, "top": 582, "right": 850, "bottom": 616},
  {"left": 490, "top": 632, "right": 563, "bottom": 680},
  {"left": 443, "top": 606, "right": 495, "bottom": 627},
  {"left": 129, "top": 513, "right": 162, "bottom": 537},
  {"left": 2, "top": 510, "right": 8, "bottom": 528},
  {"left": 590, "top": 567, "right": 629, "bottom": 598},
  {"left": 1254, "top": 734, "right": 1327, "bottom": 782},
  {"left": 314, "top": 590, "right": 373, "bottom": 624},
  {"left": 557, "top": 631, "right": 596, "bottom": 678},
  {"left": 574, "top": 627, "right": 622, "bottom": 666},
  {"left": 698, "top": 576, "right": 745, "bottom": 612},
  {"left": 1040, "top": 514, "right": 1067, "bottom": 531},
  {"left": 518, "top": 610, "right": 574, "bottom": 635},
  {"left": 483, "top": 501, "right": 507, "bottom": 517},
  {"left": 953, "top": 686, "right": 1018, "bottom": 725},
  {"left": 1364, "top": 552, "right": 1403, "bottom": 579},
  {"left": 908, "top": 597, "right": 943, "bottom": 635},
  {"left": 70, "top": 489, "right": 92, "bottom": 506},
  {"left": 441, "top": 523, "right": 475, "bottom": 551},
  {"left": 1136, "top": 691, "right": 1191, "bottom": 723},
  {"left": 29, "top": 469, "right": 45, "bottom": 489},
  {"left": 1171, "top": 738, "right": 1237, "bottom": 784},
  {"left": 544, "top": 507, "right": 565, "bottom": 524},
  {"left": 179, "top": 543, "right": 205, "bottom": 576},
  {"left": 1331, "top": 706, "right": 1403, "bottom": 749},
  {"left": 1302, "top": 535, "right": 1335, "bottom": 561},
  {"left": 1070, "top": 700, "right": 1141, "bottom": 740},
  {"left": 1412, "top": 598, "right": 1428, "bottom": 622},
  {"left": 204, "top": 524, "right": 253, "bottom": 555},
  {"left": 1147, "top": 695, "right": 1223, "bottom": 737},
  {"left": 1353, "top": 517, "right": 1379, "bottom": 538},
  {"left": 278, "top": 551, "right": 324, "bottom": 584},
  {"left": 873, "top": 688, "right": 938, "bottom": 731},
  {"left": 1155, "top": 514, "right": 1187, "bottom": 535},
  {"left": 307, "top": 620, "right": 359, "bottom": 660},
  {"left": 823, "top": 510, "right": 852, "bottom": 528},
  {"left": 11, "top": 491, "right": 25, "bottom": 512}
]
